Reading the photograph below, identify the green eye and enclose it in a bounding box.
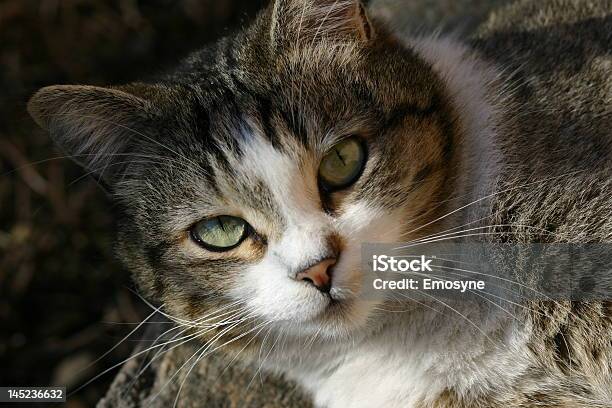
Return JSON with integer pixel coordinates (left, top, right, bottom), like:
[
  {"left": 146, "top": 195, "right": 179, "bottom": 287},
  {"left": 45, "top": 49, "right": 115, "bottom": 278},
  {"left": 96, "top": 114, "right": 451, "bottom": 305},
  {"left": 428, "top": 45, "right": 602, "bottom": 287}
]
[
  {"left": 191, "top": 216, "right": 248, "bottom": 251},
  {"left": 318, "top": 138, "right": 366, "bottom": 191}
]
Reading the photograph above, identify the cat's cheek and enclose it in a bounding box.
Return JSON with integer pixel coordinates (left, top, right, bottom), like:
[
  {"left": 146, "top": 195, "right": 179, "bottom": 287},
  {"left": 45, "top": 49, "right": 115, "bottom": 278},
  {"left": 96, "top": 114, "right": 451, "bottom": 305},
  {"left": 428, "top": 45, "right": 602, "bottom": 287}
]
[{"left": 336, "top": 201, "right": 405, "bottom": 240}]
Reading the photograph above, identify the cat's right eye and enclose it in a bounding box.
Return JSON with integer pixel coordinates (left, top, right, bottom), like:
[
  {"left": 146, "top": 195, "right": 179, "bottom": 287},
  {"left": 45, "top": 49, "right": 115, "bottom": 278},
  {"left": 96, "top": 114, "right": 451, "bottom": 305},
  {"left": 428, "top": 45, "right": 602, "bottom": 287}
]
[{"left": 190, "top": 216, "right": 249, "bottom": 252}]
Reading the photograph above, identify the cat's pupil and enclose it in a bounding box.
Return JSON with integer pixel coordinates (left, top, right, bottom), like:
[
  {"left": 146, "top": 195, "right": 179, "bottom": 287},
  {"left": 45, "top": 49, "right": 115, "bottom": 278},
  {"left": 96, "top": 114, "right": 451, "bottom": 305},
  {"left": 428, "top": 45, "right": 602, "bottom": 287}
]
[{"left": 335, "top": 149, "right": 346, "bottom": 165}]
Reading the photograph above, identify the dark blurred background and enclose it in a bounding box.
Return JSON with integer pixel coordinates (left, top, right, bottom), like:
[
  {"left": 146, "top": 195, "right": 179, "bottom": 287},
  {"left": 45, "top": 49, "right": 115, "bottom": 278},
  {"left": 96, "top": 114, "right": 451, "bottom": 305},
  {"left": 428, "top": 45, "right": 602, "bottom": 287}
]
[{"left": 0, "top": 1, "right": 265, "bottom": 406}]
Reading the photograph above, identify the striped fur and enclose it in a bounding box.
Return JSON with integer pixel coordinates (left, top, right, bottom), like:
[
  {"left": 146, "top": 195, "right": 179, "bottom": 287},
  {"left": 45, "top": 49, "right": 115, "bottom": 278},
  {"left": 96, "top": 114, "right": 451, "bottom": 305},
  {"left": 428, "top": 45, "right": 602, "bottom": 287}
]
[{"left": 28, "top": 0, "right": 611, "bottom": 407}]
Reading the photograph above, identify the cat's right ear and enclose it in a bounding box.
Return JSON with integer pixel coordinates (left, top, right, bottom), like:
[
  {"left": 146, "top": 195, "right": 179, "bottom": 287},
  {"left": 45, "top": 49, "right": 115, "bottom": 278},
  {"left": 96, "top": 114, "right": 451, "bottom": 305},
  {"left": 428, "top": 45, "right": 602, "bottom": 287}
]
[
  {"left": 269, "top": 0, "right": 375, "bottom": 49},
  {"left": 28, "top": 84, "right": 159, "bottom": 186}
]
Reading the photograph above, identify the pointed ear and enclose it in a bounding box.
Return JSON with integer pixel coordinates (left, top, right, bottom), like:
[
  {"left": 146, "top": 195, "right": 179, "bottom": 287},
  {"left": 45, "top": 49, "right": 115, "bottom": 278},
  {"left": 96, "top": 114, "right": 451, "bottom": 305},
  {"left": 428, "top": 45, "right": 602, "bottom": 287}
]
[
  {"left": 270, "top": 0, "right": 374, "bottom": 48},
  {"left": 28, "top": 84, "right": 159, "bottom": 184}
]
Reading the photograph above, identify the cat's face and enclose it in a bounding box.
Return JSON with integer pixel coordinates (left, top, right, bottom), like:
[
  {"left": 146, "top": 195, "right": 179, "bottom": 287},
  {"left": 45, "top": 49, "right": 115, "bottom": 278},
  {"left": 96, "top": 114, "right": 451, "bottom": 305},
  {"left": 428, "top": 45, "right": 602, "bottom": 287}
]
[{"left": 28, "top": 0, "right": 456, "bottom": 344}]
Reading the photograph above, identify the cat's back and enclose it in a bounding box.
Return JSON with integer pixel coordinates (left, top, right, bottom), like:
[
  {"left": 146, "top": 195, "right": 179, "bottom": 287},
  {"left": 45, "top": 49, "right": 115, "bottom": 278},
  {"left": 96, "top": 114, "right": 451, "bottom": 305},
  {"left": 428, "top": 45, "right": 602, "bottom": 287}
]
[
  {"left": 467, "top": 6, "right": 612, "bottom": 404},
  {"left": 472, "top": 0, "right": 612, "bottom": 243}
]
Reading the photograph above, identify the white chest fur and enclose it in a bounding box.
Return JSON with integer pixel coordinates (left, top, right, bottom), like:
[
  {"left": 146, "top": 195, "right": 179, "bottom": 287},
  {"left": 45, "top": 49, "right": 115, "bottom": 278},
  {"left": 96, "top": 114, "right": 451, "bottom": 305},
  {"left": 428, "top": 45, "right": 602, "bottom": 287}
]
[{"left": 289, "top": 314, "right": 532, "bottom": 408}]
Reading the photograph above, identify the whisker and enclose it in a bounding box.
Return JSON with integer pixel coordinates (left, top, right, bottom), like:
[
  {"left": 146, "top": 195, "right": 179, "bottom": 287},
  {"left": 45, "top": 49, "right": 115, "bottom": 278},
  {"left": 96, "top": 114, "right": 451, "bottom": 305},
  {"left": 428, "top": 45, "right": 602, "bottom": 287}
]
[
  {"left": 248, "top": 327, "right": 283, "bottom": 391},
  {"left": 172, "top": 318, "right": 272, "bottom": 407},
  {"left": 395, "top": 231, "right": 552, "bottom": 249},
  {"left": 121, "top": 306, "right": 250, "bottom": 397},
  {"left": 148, "top": 314, "right": 261, "bottom": 405},
  {"left": 70, "top": 307, "right": 159, "bottom": 382},
  {"left": 413, "top": 288, "right": 497, "bottom": 346},
  {"left": 218, "top": 320, "right": 273, "bottom": 378},
  {"left": 401, "top": 224, "right": 557, "bottom": 246},
  {"left": 401, "top": 171, "right": 585, "bottom": 238},
  {"left": 68, "top": 321, "right": 210, "bottom": 397}
]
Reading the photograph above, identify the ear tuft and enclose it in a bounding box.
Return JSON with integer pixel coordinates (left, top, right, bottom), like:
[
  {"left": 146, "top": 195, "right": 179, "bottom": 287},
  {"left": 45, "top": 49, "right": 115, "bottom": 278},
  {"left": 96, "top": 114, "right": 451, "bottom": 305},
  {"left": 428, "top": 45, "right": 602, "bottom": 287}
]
[{"left": 270, "top": 0, "right": 375, "bottom": 49}]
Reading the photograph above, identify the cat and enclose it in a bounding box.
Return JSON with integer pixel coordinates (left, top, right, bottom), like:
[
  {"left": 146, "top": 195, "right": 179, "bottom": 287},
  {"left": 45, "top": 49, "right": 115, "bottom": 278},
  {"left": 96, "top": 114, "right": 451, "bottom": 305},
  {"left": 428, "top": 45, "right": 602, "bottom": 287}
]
[{"left": 28, "top": 0, "right": 611, "bottom": 407}]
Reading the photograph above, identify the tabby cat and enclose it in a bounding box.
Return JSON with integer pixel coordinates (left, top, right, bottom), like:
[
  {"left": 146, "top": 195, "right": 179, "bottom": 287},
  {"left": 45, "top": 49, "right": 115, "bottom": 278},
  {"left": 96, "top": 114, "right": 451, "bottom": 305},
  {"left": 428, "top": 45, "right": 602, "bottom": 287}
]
[{"left": 28, "top": 0, "right": 611, "bottom": 406}]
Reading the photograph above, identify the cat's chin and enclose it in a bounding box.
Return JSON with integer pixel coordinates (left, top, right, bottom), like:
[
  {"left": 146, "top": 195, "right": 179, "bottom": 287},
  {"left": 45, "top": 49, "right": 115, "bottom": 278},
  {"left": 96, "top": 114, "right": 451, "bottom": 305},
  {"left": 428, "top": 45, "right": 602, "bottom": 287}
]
[
  {"left": 274, "top": 296, "right": 382, "bottom": 341},
  {"left": 313, "top": 298, "right": 366, "bottom": 338}
]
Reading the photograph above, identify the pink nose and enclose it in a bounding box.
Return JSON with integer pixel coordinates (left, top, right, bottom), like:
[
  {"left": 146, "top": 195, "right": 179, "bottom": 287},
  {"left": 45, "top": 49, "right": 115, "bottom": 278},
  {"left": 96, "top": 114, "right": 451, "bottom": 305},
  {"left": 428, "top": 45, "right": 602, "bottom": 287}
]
[{"left": 296, "top": 258, "right": 337, "bottom": 293}]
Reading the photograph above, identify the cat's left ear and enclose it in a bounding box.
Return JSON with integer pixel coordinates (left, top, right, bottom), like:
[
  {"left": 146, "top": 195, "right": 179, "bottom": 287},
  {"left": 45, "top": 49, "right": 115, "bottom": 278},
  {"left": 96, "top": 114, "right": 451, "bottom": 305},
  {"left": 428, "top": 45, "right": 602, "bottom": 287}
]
[
  {"left": 270, "top": 0, "right": 375, "bottom": 48},
  {"left": 27, "top": 83, "right": 165, "bottom": 187}
]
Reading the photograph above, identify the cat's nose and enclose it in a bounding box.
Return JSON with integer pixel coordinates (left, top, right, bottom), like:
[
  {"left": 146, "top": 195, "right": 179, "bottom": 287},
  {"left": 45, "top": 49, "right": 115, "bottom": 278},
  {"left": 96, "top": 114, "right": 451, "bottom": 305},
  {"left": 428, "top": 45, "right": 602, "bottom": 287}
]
[{"left": 296, "top": 258, "right": 336, "bottom": 293}]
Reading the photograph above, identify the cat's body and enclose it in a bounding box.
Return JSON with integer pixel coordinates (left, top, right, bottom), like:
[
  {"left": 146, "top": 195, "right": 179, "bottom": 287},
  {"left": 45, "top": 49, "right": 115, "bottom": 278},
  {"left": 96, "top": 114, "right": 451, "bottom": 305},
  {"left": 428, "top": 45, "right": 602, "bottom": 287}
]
[
  {"left": 29, "top": 0, "right": 611, "bottom": 407},
  {"left": 259, "top": 4, "right": 612, "bottom": 405}
]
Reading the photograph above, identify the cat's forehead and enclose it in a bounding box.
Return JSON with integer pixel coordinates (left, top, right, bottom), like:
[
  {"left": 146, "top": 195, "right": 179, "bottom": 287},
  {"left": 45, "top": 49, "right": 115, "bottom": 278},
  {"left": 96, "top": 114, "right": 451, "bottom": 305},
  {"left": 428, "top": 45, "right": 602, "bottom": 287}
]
[
  {"left": 196, "top": 67, "right": 374, "bottom": 155},
  {"left": 199, "top": 107, "right": 319, "bottom": 203}
]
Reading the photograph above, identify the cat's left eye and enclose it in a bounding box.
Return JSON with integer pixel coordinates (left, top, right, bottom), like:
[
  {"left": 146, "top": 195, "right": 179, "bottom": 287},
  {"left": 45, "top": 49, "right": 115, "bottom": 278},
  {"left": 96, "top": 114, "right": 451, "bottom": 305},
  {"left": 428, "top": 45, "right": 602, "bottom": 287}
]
[
  {"left": 190, "top": 216, "right": 249, "bottom": 252},
  {"left": 318, "top": 137, "right": 366, "bottom": 191}
]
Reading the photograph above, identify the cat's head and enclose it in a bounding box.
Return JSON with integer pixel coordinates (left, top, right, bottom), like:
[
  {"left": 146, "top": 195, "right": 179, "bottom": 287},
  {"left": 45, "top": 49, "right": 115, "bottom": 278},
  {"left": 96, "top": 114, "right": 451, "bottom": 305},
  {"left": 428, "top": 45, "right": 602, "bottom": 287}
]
[{"left": 28, "top": 0, "right": 457, "bottom": 344}]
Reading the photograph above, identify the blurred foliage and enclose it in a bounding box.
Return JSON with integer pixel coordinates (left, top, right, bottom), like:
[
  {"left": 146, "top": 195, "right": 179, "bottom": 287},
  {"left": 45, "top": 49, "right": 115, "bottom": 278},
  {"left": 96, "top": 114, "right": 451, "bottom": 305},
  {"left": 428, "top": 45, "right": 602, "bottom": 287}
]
[{"left": 0, "top": 0, "right": 265, "bottom": 406}]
